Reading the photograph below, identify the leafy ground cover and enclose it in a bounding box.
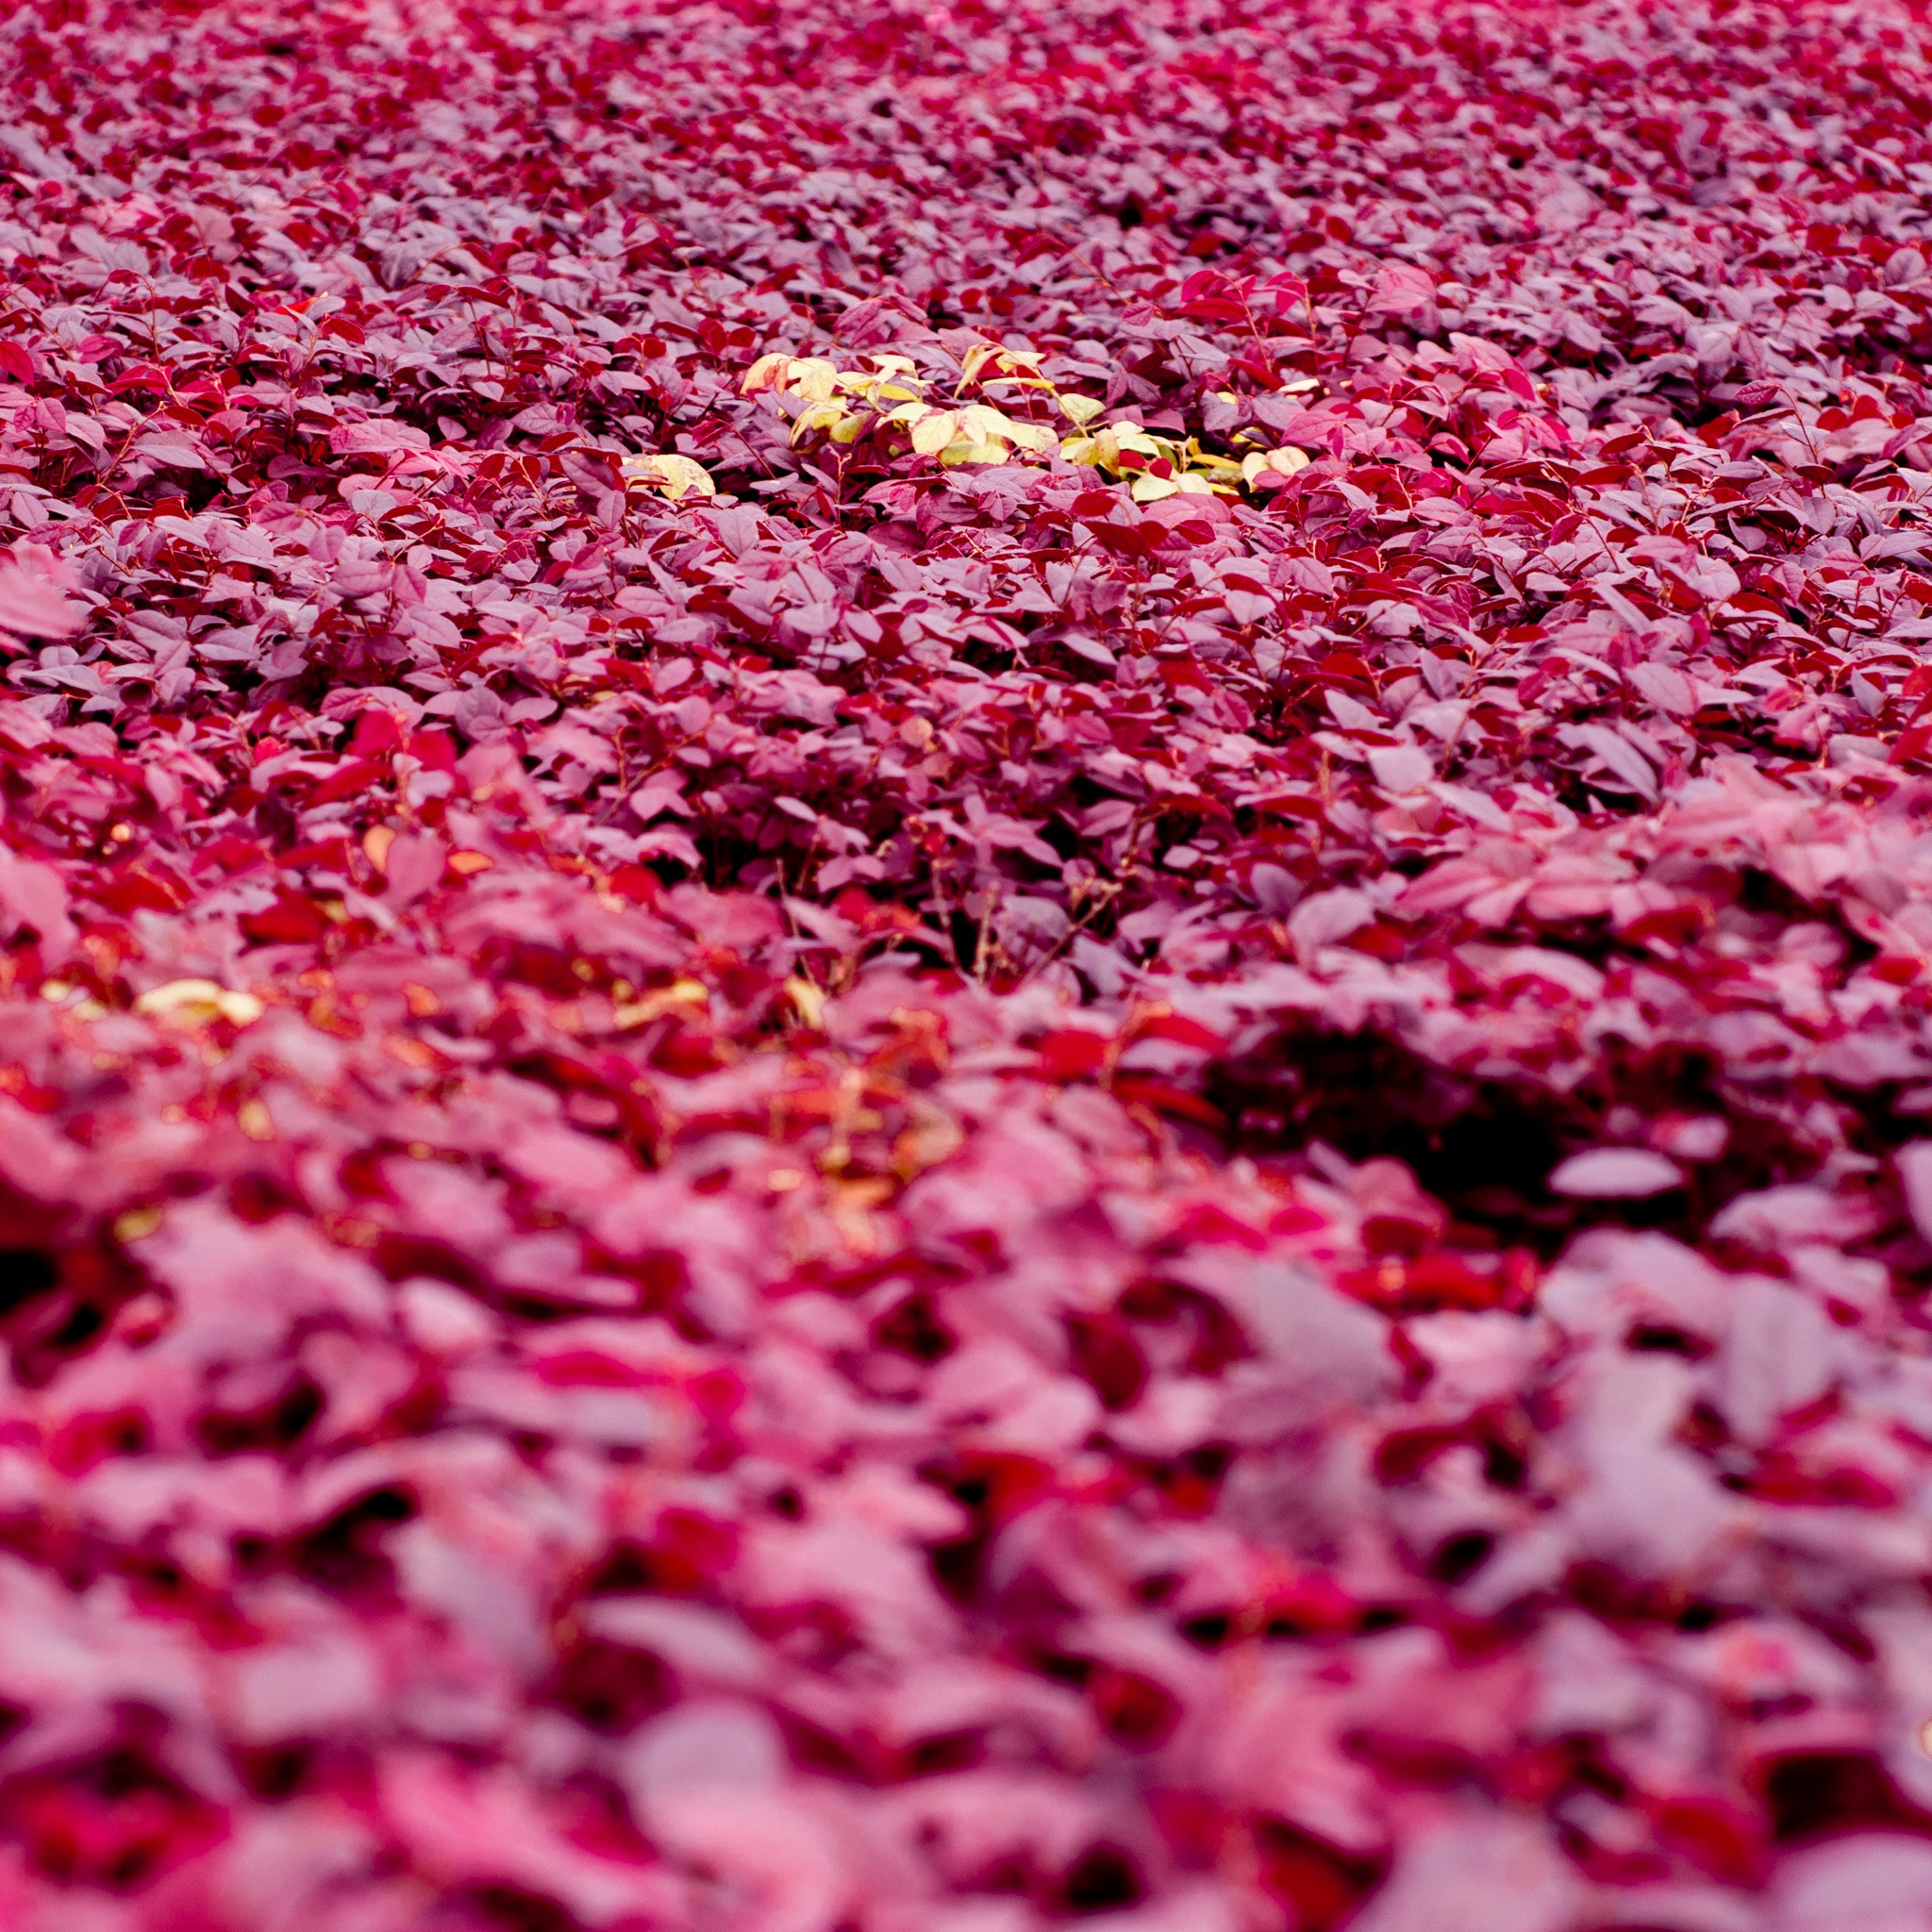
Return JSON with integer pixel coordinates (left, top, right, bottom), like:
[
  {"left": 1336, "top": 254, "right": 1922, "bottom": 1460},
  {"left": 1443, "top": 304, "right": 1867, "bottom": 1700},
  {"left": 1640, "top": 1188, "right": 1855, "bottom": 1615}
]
[{"left": 5, "top": 0, "right": 1932, "bottom": 1924}]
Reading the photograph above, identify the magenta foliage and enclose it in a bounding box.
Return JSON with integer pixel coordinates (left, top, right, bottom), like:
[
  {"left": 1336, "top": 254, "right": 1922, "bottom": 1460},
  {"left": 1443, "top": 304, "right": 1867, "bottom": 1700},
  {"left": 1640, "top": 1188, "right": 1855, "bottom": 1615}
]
[{"left": 2, "top": 0, "right": 1932, "bottom": 1925}]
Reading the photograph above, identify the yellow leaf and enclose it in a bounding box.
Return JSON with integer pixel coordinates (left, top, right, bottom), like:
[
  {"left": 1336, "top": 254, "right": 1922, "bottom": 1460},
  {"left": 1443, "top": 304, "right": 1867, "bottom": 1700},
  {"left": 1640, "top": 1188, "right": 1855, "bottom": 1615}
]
[
  {"left": 1131, "top": 473, "right": 1180, "bottom": 503},
  {"left": 1004, "top": 420, "right": 1059, "bottom": 455},
  {"left": 828, "top": 414, "right": 865, "bottom": 444},
  {"left": 787, "top": 403, "right": 846, "bottom": 445},
  {"left": 910, "top": 410, "right": 959, "bottom": 456},
  {"left": 1240, "top": 446, "right": 1311, "bottom": 488},
  {"left": 958, "top": 404, "right": 1010, "bottom": 445},
  {"left": 113, "top": 1205, "right": 163, "bottom": 1243},
  {"left": 1174, "top": 472, "right": 1216, "bottom": 495},
  {"left": 613, "top": 977, "right": 711, "bottom": 1029},
  {"left": 1185, "top": 442, "right": 1243, "bottom": 477},
  {"left": 135, "top": 978, "right": 265, "bottom": 1026},
  {"left": 783, "top": 976, "right": 826, "bottom": 1028},
  {"left": 959, "top": 342, "right": 1005, "bottom": 383},
  {"left": 741, "top": 353, "right": 791, "bottom": 394},
  {"left": 623, "top": 453, "right": 717, "bottom": 499},
  {"left": 1058, "top": 393, "right": 1105, "bottom": 426},
  {"left": 784, "top": 357, "right": 841, "bottom": 401},
  {"left": 657, "top": 454, "right": 717, "bottom": 499},
  {"left": 1059, "top": 435, "right": 1100, "bottom": 465}
]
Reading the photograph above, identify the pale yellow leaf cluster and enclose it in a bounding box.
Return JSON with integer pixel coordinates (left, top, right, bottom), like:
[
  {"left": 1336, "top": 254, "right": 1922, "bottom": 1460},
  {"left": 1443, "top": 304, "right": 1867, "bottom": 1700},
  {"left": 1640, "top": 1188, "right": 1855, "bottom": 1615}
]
[
  {"left": 134, "top": 979, "right": 265, "bottom": 1026},
  {"left": 741, "top": 343, "right": 1320, "bottom": 496},
  {"left": 620, "top": 452, "right": 717, "bottom": 501},
  {"left": 744, "top": 352, "right": 1058, "bottom": 466},
  {"left": 1241, "top": 446, "right": 1314, "bottom": 485}
]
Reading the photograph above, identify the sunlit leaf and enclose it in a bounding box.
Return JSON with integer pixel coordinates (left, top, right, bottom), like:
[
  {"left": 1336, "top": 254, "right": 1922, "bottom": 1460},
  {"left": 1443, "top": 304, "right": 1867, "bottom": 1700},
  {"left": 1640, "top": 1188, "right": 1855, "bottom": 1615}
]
[
  {"left": 134, "top": 978, "right": 264, "bottom": 1026},
  {"left": 622, "top": 452, "right": 717, "bottom": 497},
  {"left": 910, "top": 409, "right": 960, "bottom": 455}
]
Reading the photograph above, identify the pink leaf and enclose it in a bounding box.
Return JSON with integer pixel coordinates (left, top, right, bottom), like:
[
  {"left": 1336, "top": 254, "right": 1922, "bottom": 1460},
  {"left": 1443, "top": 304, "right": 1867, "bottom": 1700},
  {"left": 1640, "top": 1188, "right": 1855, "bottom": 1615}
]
[
  {"left": 1548, "top": 1148, "right": 1685, "bottom": 1198},
  {"left": 384, "top": 831, "right": 447, "bottom": 907}
]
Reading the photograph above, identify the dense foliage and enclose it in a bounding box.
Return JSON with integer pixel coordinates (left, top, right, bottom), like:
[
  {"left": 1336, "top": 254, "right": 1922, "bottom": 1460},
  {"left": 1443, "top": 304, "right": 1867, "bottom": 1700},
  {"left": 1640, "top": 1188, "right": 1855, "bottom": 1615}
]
[{"left": 5, "top": 0, "right": 1932, "bottom": 1924}]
